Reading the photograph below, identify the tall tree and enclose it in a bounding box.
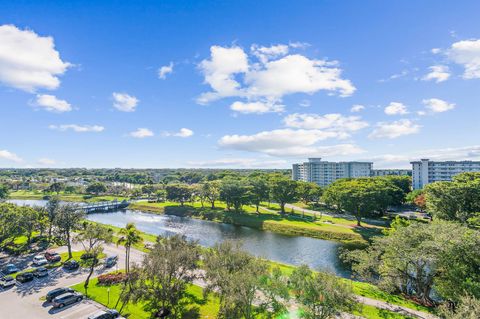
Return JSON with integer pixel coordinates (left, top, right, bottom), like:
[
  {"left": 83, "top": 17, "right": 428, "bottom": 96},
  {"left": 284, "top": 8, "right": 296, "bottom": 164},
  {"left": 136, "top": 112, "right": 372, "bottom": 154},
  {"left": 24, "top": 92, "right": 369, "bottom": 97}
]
[
  {"left": 47, "top": 182, "right": 65, "bottom": 194},
  {"left": 46, "top": 196, "right": 61, "bottom": 241},
  {"left": 116, "top": 223, "right": 143, "bottom": 274},
  {"left": 54, "top": 203, "right": 85, "bottom": 259},
  {"left": 203, "top": 241, "right": 270, "bottom": 319},
  {"left": 165, "top": 184, "right": 193, "bottom": 206},
  {"left": 297, "top": 181, "right": 323, "bottom": 210},
  {"left": 86, "top": 182, "right": 107, "bottom": 195},
  {"left": 201, "top": 181, "right": 221, "bottom": 208},
  {"left": 220, "top": 179, "right": 252, "bottom": 212},
  {"left": 269, "top": 176, "right": 298, "bottom": 215},
  {"left": 18, "top": 206, "right": 40, "bottom": 245},
  {"left": 133, "top": 235, "right": 200, "bottom": 318},
  {"left": 75, "top": 223, "right": 113, "bottom": 296},
  {"left": 249, "top": 177, "right": 270, "bottom": 213},
  {"left": 290, "top": 265, "right": 356, "bottom": 319}
]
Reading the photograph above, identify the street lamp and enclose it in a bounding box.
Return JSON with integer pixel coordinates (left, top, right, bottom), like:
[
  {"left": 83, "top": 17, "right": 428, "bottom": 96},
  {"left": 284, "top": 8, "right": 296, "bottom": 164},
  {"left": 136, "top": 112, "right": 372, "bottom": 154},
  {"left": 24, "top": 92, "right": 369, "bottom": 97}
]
[{"left": 107, "top": 287, "right": 110, "bottom": 305}]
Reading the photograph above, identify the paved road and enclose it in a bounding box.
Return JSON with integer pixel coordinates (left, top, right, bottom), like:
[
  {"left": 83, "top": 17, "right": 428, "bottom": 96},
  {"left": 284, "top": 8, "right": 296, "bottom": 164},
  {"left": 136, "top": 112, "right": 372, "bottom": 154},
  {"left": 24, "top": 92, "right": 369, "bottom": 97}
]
[{"left": 0, "top": 242, "right": 137, "bottom": 319}]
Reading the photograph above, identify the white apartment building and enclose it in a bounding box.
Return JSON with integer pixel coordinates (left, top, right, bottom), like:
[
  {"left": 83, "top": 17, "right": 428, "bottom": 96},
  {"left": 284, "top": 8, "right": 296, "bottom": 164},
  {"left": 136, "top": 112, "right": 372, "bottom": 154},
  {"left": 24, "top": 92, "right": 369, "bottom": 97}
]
[
  {"left": 292, "top": 158, "right": 373, "bottom": 187},
  {"left": 371, "top": 169, "right": 412, "bottom": 177},
  {"left": 411, "top": 159, "right": 480, "bottom": 189}
]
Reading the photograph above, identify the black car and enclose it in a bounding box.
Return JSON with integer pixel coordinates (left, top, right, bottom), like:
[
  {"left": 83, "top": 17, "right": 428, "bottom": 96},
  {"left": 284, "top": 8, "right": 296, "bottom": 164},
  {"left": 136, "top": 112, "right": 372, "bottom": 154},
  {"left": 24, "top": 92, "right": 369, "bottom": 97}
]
[
  {"left": 16, "top": 272, "right": 34, "bottom": 283},
  {"left": 88, "top": 309, "right": 120, "bottom": 319},
  {"left": 63, "top": 260, "right": 80, "bottom": 270},
  {"left": 52, "top": 292, "right": 83, "bottom": 308},
  {"left": 80, "top": 253, "right": 94, "bottom": 260},
  {"left": 33, "top": 267, "right": 49, "bottom": 277},
  {"left": 46, "top": 287, "right": 74, "bottom": 302}
]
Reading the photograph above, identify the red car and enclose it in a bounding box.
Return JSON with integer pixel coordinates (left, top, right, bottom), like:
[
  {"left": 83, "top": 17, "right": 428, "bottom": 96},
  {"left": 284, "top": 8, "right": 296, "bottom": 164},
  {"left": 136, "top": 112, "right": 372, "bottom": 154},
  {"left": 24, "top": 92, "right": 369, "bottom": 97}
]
[{"left": 45, "top": 250, "right": 61, "bottom": 263}]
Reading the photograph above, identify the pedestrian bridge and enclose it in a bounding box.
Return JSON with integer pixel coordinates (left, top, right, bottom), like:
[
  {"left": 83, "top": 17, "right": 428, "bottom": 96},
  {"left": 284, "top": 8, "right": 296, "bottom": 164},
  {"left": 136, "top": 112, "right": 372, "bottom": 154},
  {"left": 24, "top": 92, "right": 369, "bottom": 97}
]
[{"left": 82, "top": 199, "right": 129, "bottom": 214}]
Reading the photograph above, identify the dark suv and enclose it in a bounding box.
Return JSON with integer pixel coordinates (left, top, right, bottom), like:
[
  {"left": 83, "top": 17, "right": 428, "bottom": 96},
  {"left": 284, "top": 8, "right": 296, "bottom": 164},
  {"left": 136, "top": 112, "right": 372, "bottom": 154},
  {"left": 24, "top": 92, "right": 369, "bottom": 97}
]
[
  {"left": 46, "top": 287, "right": 74, "bottom": 302},
  {"left": 63, "top": 260, "right": 80, "bottom": 270},
  {"left": 16, "top": 272, "right": 34, "bottom": 283},
  {"left": 52, "top": 292, "right": 83, "bottom": 308}
]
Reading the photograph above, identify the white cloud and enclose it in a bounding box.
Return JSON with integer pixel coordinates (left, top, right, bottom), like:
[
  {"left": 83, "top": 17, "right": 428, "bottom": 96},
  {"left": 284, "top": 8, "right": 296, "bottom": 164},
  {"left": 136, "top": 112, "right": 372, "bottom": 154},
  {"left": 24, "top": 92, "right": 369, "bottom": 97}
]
[
  {"left": 431, "top": 48, "right": 441, "bottom": 54},
  {"left": 250, "top": 44, "right": 289, "bottom": 63},
  {"left": 158, "top": 62, "right": 173, "bottom": 79},
  {"left": 218, "top": 128, "right": 364, "bottom": 157},
  {"left": 197, "top": 46, "right": 249, "bottom": 104},
  {"left": 0, "top": 150, "right": 23, "bottom": 162},
  {"left": 283, "top": 113, "right": 368, "bottom": 137},
  {"left": 0, "top": 25, "right": 71, "bottom": 92},
  {"left": 129, "top": 128, "right": 154, "bottom": 138},
  {"left": 112, "top": 92, "right": 139, "bottom": 112},
  {"left": 34, "top": 94, "right": 72, "bottom": 112},
  {"left": 37, "top": 158, "right": 56, "bottom": 165},
  {"left": 350, "top": 104, "right": 365, "bottom": 112},
  {"left": 299, "top": 100, "right": 311, "bottom": 107},
  {"left": 49, "top": 124, "right": 105, "bottom": 133},
  {"left": 187, "top": 157, "right": 287, "bottom": 168},
  {"left": 422, "top": 65, "right": 450, "bottom": 83},
  {"left": 230, "top": 101, "right": 284, "bottom": 114},
  {"left": 447, "top": 39, "right": 480, "bottom": 79},
  {"left": 245, "top": 54, "right": 355, "bottom": 99},
  {"left": 163, "top": 128, "right": 194, "bottom": 138},
  {"left": 369, "top": 119, "right": 420, "bottom": 139},
  {"left": 197, "top": 44, "right": 355, "bottom": 105},
  {"left": 422, "top": 98, "right": 455, "bottom": 113},
  {"left": 384, "top": 102, "right": 408, "bottom": 115}
]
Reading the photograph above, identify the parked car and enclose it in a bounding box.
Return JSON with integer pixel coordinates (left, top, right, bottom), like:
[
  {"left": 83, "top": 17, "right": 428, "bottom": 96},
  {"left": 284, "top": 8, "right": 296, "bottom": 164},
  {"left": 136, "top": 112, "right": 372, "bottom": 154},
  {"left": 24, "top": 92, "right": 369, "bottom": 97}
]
[
  {"left": 3, "top": 264, "right": 19, "bottom": 274},
  {"left": 16, "top": 272, "right": 34, "bottom": 283},
  {"left": 0, "top": 275, "right": 15, "bottom": 288},
  {"left": 46, "top": 287, "right": 74, "bottom": 302},
  {"left": 33, "top": 267, "right": 49, "bottom": 278},
  {"left": 45, "top": 250, "right": 61, "bottom": 262},
  {"left": 63, "top": 260, "right": 80, "bottom": 270},
  {"left": 88, "top": 309, "right": 120, "bottom": 319},
  {"left": 104, "top": 255, "right": 118, "bottom": 268},
  {"left": 80, "top": 253, "right": 94, "bottom": 260},
  {"left": 33, "top": 255, "right": 48, "bottom": 266},
  {"left": 52, "top": 292, "right": 83, "bottom": 308}
]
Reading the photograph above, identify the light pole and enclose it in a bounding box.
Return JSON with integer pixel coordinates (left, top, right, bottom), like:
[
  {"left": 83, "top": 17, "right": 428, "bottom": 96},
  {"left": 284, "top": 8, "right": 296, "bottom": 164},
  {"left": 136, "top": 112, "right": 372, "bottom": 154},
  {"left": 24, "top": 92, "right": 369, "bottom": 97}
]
[{"left": 107, "top": 287, "right": 110, "bottom": 305}]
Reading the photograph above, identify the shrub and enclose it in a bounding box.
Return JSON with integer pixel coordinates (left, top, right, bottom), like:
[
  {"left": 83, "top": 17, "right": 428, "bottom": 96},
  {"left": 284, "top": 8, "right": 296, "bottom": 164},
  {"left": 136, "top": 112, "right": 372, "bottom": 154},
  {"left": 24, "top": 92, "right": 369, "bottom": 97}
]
[{"left": 97, "top": 272, "right": 127, "bottom": 285}]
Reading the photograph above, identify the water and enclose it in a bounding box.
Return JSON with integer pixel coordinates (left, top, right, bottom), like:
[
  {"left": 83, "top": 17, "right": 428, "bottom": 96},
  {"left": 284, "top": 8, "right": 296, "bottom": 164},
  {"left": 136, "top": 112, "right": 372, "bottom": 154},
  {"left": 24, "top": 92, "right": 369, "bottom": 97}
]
[{"left": 8, "top": 199, "right": 350, "bottom": 277}]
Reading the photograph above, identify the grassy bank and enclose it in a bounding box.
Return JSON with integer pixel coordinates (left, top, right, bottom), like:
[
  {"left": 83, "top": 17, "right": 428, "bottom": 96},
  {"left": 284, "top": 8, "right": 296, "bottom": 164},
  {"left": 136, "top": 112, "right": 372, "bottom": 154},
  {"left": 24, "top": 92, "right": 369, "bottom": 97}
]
[
  {"left": 129, "top": 201, "right": 381, "bottom": 246},
  {"left": 9, "top": 190, "right": 128, "bottom": 203}
]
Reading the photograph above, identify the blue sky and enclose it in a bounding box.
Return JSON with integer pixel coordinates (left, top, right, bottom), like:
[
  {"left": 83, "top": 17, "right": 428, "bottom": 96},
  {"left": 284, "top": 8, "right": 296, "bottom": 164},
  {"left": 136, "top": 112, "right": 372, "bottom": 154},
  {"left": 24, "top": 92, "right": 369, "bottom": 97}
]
[{"left": 1, "top": 0, "right": 480, "bottom": 169}]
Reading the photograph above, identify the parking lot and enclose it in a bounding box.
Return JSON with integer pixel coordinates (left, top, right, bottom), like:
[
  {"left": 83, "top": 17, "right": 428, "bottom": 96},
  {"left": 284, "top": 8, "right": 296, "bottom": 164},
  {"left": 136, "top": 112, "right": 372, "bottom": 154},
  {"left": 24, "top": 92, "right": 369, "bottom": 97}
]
[{"left": 0, "top": 243, "right": 140, "bottom": 319}]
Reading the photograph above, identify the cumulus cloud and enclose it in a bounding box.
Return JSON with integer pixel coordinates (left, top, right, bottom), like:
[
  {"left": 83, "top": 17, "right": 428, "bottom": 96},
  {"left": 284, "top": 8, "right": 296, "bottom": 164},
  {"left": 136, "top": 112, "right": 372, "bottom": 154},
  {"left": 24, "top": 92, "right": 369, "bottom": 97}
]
[
  {"left": 163, "top": 128, "right": 194, "bottom": 138},
  {"left": 112, "top": 92, "right": 139, "bottom": 112},
  {"left": 447, "top": 39, "right": 480, "bottom": 79},
  {"left": 384, "top": 102, "right": 408, "bottom": 115},
  {"left": 422, "top": 65, "right": 450, "bottom": 83},
  {"left": 422, "top": 98, "right": 455, "bottom": 113},
  {"left": 49, "top": 124, "right": 105, "bottom": 132},
  {"left": 283, "top": 113, "right": 368, "bottom": 137},
  {"left": 0, "top": 24, "right": 70, "bottom": 92},
  {"left": 34, "top": 94, "right": 72, "bottom": 112},
  {"left": 187, "top": 157, "right": 287, "bottom": 168},
  {"left": 129, "top": 128, "right": 154, "bottom": 138},
  {"left": 230, "top": 101, "right": 284, "bottom": 114},
  {"left": 37, "top": 158, "right": 56, "bottom": 165},
  {"left": 369, "top": 119, "right": 420, "bottom": 139},
  {"left": 158, "top": 62, "right": 173, "bottom": 79},
  {"left": 0, "top": 149, "right": 23, "bottom": 162},
  {"left": 218, "top": 129, "right": 364, "bottom": 157},
  {"left": 197, "top": 44, "right": 355, "bottom": 106},
  {"left": 350, "top": 104, "right": 365, "bottom": 112}
]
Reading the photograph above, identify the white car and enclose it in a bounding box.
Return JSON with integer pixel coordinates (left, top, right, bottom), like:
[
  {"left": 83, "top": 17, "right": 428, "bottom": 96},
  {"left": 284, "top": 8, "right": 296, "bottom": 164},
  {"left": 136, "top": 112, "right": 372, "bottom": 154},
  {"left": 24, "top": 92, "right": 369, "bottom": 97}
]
[
  {"left": 0, "top": 275, "right": 15, "bottom": 288},
  {"left": 33, "top": 255, "right": 48, "bottom": 266}
]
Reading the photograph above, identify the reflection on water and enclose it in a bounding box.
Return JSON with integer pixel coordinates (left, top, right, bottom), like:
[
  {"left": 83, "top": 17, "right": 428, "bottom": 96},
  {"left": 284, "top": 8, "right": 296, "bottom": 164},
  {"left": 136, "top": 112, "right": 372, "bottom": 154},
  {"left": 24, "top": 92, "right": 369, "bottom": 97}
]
[{"left": 8, "top": 199, "right": 350, "bottom": 277}]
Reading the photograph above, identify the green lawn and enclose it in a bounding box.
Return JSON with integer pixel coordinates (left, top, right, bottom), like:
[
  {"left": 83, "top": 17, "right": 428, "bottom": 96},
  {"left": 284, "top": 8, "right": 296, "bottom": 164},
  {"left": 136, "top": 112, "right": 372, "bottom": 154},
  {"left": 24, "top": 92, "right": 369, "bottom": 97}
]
[
  {"left": 71, "top": 278, "right": 220, "bottom": 319},
  {"left": 9, "top": 190, "right": 128, "bottom": 203}
]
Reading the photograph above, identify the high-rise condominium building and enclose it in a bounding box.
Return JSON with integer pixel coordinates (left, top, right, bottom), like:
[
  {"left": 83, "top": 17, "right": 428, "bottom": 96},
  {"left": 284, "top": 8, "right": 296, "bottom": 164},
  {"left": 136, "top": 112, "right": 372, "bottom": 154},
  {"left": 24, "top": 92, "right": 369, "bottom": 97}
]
[
  {"left": 411, "top": 158, "right": 480, "bottom": 189},
  {"left": 292, "top": 158, "right": 373, "bottom": 187}
]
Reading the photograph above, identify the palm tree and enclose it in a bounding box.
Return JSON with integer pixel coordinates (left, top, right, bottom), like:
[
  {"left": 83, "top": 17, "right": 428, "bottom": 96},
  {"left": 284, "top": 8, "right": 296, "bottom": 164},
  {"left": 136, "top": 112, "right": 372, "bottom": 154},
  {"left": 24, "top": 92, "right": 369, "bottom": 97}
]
[{"left": 116, "top": 223, "right": 142, "bottom": 274}]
